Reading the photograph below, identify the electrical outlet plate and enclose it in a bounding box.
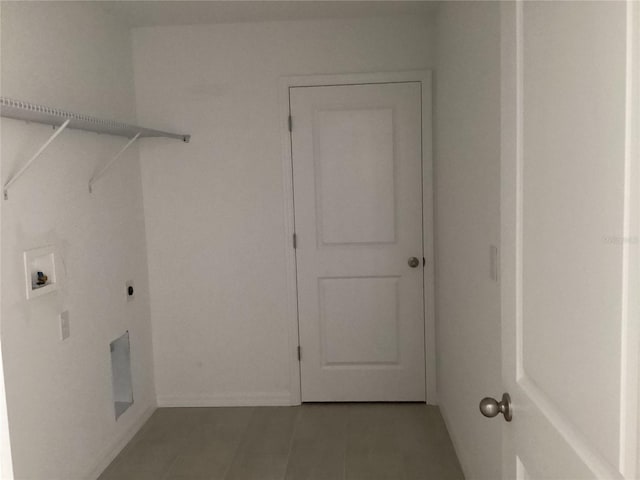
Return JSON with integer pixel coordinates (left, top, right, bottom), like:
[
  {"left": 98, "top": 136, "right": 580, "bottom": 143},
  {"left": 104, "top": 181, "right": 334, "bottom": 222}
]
[
  {"left": 126, "top": 280, "right": 135, "bottom": 301},
  {"left": 60, "top": 311, "right": 70, "bottom": 340}
]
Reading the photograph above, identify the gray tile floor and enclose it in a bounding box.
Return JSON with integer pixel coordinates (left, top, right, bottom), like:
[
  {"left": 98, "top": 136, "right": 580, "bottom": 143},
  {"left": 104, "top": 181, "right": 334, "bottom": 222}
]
[{"left": 98, "top": 404, "right": 464, "bottom": 480}]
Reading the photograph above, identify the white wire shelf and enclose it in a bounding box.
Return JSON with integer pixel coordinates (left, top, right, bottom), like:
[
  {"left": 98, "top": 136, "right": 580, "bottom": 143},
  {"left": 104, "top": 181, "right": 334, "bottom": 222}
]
[
  {"left": 0, "top": 97, "right": 190, "bottom": 142},
  {"left": 1, "top": 97, "right": 191, "bottom": 199}
]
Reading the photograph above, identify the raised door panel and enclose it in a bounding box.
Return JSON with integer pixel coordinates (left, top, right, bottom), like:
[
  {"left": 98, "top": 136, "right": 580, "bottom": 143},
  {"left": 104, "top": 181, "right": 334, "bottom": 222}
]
[
  {"left": 315, "top": 108, "right": 396, "bottom": 246},
  {"left": 319, "top": 276, "right": 400, "bottom": 366}
]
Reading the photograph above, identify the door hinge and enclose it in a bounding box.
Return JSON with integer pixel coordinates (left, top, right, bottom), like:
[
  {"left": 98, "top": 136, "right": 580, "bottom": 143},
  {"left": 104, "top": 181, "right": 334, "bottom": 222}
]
[
  {"left": 423, "top": 257, "right": 426, "bottom": 266},
  {"left": 297, "top": 345, "right": 301, "bottom": 361},
  {"left": 293, "top": 233, "right": 297, "bottom": 249},
  {"left": 288, "top": 115, "right": 293, "bottom": 132}
]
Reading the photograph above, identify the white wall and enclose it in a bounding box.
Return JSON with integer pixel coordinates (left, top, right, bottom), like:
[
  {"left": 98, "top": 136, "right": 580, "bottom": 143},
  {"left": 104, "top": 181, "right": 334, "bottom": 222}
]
[
  {"left": 132, "top": 16, "right": 435, "bottom": 406},
  {"left": 433, "top": 3, "right": 502, "bottom": 479},
  {"left": 1, "top": 3, "right": 156, "bottom": 478},
  {"left": 0, "top": 5, "right": 14, "bottom": 475}
]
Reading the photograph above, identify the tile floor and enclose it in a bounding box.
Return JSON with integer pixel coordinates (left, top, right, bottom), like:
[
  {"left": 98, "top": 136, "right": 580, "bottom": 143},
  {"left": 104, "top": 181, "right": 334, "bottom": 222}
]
[{"left": 98, "top": 404, "right": 464, "bottom": 480}]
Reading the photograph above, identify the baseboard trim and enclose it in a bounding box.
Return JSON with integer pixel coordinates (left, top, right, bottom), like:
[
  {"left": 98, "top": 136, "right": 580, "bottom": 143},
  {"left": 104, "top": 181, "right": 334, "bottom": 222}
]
[
  {"left": 85, "top": 405, "right": 155, "bottom": 480},
  {"left": 157, "top": 392, "right": 294, "bottom": 407},
  {"left": 438, "top": 402, "right": 472, "bottom": 480}
]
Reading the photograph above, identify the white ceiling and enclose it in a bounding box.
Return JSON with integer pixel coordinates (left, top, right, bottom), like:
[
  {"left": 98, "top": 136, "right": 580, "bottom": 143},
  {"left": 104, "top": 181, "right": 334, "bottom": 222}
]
[{"left": 99, "top": 1, "right": 439, "bottom": 28}]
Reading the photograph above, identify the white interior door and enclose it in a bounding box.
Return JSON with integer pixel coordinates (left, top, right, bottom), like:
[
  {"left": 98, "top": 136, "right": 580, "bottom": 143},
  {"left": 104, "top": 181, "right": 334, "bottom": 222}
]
[
  {"left": 500, "top": 1, "right": 639, "bottom": 478},
  {"left": 290, "top": 82, "right": 425, "bottom": 402}
]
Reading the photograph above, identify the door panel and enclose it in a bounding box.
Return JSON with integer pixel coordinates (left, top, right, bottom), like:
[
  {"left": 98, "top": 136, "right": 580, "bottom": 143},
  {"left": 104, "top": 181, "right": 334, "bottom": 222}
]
[
  {"left": 501, "top": 1, "right": 639, "bottom": 478},
  {"left": 291, "top": 82, "right": 425, "bottom": 402},
  {"left": 319, "top": 276, "right": 400, "bottom": 365},
  {"left": 315, "top": 108, "right": 396, "bottom": 245}
]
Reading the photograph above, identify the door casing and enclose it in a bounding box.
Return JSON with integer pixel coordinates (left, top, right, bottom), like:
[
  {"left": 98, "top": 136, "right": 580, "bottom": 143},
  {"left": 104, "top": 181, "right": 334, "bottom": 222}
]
[{"left": 278, "top": 70, "right": 436, "bottom": 405}]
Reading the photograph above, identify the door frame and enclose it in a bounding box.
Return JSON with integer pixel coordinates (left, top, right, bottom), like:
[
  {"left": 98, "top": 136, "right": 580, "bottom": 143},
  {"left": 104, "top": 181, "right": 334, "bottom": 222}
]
[{"left": 278, "top": 70, "right": 436, "bottom": 406}]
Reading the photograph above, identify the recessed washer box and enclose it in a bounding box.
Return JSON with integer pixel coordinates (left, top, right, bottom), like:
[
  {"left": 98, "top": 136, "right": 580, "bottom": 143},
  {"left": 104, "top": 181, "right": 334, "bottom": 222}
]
[{"left": 23, "top": 246, "right": 58, "bottom": 300}]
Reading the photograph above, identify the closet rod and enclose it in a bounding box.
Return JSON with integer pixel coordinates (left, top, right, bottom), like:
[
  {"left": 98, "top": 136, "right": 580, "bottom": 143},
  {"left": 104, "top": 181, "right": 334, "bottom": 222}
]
[{"left": 0, "top": 97, "right": 190, "bottom": 142}]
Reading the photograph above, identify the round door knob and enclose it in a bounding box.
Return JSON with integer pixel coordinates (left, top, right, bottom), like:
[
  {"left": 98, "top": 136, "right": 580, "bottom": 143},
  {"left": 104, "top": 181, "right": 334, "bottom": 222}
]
[
  {"left": 479, "top": 393, "right": 512, "bottom": 422},
  {"left": 408, "top": 257, "right": 420, "bottom": 268}
]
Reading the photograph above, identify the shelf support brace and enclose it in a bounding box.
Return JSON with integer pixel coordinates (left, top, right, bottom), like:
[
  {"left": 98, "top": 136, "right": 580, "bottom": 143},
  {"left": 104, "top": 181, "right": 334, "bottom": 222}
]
[
  {"left": 89, "top": 132, "right": 141, "bottom": 193},
  {"left": 3, "top": 118, "right": 71, "bottom": 200}
]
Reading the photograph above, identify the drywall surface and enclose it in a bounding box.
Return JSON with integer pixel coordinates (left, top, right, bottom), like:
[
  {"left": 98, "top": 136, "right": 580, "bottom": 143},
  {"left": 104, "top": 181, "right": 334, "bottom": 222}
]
[
  {"left": 434, "top": 3, "right": 502, "bottom": 479},
  {"left": 1, "top": 3, "right": 156, "bottom": 478},
  {"left": 0, "top": 7, "right": 14, "bottom": 473},
  {"left": 132, "top": 16, "right": 434, "bottom": 405}
]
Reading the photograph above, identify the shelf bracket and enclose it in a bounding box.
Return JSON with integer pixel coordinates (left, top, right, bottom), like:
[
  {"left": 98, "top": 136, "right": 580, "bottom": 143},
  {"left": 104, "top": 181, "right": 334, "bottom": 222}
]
[
  {"left": 89, "top": 132, "right": 141, "bottom": 193},
  {"left": 3, "top": 118, "right": 71, "bottom": 200}
]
